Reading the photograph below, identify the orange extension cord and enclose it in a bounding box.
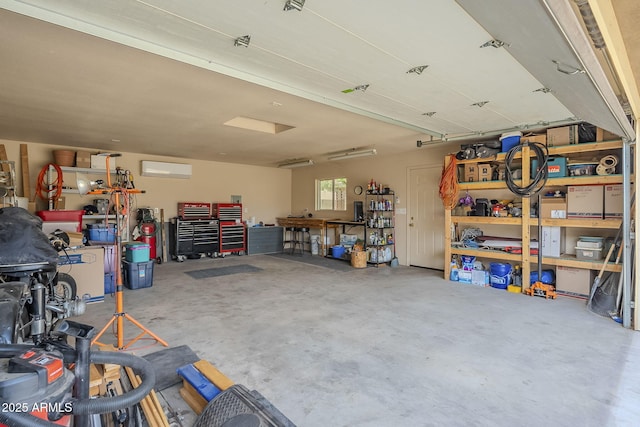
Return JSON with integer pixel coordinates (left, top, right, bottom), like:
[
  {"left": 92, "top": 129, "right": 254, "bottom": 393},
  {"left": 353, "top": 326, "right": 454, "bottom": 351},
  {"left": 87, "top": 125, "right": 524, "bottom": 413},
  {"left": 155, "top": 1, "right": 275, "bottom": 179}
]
[
  {"left": 439, "top": 154, "right": 459, "bottom": 210},
  {"left": 35, "top": 163, "right": 63, "bottom": 202}
]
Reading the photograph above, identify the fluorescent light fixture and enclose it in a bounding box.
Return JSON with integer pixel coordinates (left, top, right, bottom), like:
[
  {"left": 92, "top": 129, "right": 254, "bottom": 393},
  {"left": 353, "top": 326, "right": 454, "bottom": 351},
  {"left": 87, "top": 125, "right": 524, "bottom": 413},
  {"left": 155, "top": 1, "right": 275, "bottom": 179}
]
[
  {"left": 141, "top": 161, "right": 192, "bottom": 179},
  {"left": 328, "top": 149, "right": 377, "bottom": 161},
  {"left": 283, "top": 0, "right": 304, "bottom": 11},
  {"left": 278, "top": 159, "right": 314, "bottom": 168}
]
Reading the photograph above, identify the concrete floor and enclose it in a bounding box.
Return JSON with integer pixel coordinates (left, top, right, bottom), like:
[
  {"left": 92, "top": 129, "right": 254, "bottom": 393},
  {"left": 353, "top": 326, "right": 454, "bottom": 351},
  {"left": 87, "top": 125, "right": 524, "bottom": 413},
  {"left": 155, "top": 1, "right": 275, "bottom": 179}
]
[{"left": 76, "top": 254, "right": 640, "bottom": 427}]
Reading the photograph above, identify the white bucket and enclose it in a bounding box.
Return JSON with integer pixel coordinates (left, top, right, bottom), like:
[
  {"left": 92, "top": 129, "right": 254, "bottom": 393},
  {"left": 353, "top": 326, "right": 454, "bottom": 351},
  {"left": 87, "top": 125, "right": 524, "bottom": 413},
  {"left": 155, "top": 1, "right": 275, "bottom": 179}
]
[{"left": 16, "top": 197, "right": 28, "bottom": 209}]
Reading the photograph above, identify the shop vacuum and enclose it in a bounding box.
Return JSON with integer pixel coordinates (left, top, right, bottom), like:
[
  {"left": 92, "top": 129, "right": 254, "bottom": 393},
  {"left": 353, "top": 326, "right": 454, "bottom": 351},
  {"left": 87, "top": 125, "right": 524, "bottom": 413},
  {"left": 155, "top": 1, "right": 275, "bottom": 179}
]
[{"left": 0, "top": 320, "right": 156, "bottom": 427}]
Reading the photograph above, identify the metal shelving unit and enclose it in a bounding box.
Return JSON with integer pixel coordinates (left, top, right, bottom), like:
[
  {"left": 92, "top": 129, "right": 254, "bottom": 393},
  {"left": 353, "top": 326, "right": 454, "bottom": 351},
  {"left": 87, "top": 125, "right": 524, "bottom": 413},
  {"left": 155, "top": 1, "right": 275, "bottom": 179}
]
[{"left": 365, "top": 191, "right": 395, "bottom": 266}]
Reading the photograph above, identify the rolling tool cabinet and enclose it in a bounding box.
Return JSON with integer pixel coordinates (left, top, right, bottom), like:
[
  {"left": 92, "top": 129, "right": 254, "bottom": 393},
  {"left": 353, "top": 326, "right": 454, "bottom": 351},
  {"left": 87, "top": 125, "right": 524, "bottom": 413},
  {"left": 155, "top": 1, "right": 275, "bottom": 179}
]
[
  {"left": 169, "top": 217, "right": 219, "bottom": 261},
  {"left": 212, "top": 203, "right": 246, "bottom": 255}
]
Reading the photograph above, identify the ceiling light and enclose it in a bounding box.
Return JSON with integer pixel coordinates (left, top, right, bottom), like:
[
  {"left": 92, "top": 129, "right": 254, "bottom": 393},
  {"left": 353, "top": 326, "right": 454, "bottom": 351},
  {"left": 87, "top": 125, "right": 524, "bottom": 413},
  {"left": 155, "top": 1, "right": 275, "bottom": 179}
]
[
  {"left": 407, "top": 65, "right": 429, "bottom": 75},
  {"left": 234, "top": 35, "right": 251, "bottom": 47},
  {"left": 283, "top": 0, "right": 305, "bottom": 11},
  {"left": 278, "top": 159, "right": 314, "bottom": 168},
  {"left": 328, "top": 149, "right": 377, "bottom": 161},
  {"left": 341, "top": 84, "right": 369, "bottom": 94}
]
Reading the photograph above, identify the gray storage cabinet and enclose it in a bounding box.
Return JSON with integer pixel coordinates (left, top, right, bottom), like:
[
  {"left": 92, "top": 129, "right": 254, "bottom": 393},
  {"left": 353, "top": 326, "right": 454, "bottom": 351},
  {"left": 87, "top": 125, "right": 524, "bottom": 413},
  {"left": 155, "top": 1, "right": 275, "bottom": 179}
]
[{"left": 246, "top": 226, "right": 284, "bottom": 255}]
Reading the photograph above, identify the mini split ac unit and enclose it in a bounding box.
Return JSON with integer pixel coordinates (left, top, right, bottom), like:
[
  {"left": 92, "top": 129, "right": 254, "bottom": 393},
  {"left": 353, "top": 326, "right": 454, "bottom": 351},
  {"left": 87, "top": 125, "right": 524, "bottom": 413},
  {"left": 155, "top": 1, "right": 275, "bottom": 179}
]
[{"left": 141, "top": 161, "right": 192, "bottom": 179}]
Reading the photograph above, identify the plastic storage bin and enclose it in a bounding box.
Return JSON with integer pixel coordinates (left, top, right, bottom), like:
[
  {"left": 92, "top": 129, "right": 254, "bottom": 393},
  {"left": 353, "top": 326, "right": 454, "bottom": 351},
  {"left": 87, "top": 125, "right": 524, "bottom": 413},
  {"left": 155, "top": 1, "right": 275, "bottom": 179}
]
[
  {"left": 122, "top": 260, "right": 154, "bottom": 289},
  {"left": 86, "top": 224, "right": 116, "bottom": 243},
  {"left": 104, "top": 272, "right": 115, "bottom": 294},
  {"left": 37, "top": 210, "right": 84, "bottom": 232},
  {"left": 125, "top": 242, "right": 150, "bottom": 262},
  {"left": 575, "top": 247, "right": 603, "bottom": 261}
]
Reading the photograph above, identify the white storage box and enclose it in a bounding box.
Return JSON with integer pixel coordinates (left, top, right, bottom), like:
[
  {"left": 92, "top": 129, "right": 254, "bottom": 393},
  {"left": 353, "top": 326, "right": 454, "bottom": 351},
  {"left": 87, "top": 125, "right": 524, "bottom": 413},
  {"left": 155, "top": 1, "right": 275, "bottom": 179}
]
[{"left": 90, "top": 155, "right": 117, "bottom": 170}]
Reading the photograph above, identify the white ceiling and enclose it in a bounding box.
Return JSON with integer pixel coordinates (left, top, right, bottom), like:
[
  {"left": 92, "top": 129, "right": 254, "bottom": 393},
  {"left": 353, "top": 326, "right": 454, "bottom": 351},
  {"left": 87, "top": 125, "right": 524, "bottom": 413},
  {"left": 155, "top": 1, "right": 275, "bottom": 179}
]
[{"left": 0, "top": 0, "right": 636, "bottom": 167}]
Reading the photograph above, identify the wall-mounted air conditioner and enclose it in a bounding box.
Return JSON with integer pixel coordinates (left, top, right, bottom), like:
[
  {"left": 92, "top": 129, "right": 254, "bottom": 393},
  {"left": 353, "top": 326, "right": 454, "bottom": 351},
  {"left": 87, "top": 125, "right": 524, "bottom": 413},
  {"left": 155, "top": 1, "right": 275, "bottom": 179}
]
[{"left": 141, "top": 161, "right": 192, "bottom": 179}]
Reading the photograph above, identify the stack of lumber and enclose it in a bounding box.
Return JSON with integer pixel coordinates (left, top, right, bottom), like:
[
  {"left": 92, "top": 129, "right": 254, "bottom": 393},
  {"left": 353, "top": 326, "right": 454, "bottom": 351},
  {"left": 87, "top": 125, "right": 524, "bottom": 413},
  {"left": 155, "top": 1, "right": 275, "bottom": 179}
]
[{"left": 87, "top": 346, "right": 171, "bottom": 427}]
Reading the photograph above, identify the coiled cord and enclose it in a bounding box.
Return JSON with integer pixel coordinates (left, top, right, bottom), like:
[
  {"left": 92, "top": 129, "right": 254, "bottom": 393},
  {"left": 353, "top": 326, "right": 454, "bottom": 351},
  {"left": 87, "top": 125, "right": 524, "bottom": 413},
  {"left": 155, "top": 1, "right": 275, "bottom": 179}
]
[
  {"left": 35, "top": 163, "right": 63, "bottom": 202},
  {"left": 504, "top": 142, "right": 549, "bottom": 197},
  {"left": 439, "top": 154, "right": 459, "bottom": 209}
]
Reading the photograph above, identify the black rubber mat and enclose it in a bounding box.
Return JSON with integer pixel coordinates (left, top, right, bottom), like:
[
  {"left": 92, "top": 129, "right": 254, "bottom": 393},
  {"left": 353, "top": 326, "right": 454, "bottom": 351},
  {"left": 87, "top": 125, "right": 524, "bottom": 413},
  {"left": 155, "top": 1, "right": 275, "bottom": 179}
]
[
  {"left": 143, "top": 345, "right": 200, "bottom": 391},
  {"left": 185, "top": 264, "right": 263, "bottom": 279},
  {"left": 266, "top": 253, "right": 355, "bottom": 272}
]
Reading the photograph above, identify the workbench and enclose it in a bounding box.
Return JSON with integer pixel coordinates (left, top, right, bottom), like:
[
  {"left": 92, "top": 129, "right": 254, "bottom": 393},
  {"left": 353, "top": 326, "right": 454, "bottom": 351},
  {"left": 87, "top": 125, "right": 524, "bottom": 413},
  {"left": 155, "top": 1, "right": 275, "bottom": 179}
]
[{"left": 276, "top": 217, "right": 340, "bottom": 255}]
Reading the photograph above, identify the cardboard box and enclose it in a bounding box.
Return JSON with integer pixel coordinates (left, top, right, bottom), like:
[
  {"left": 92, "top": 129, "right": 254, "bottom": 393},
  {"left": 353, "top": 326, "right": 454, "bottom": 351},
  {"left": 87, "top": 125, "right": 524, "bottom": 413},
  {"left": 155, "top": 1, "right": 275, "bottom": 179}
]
[
  {"left": 521, "top": 133, "right": 547, "bottom": 145},
  {"left": 477, "top": 163, "right": 492, "bottom": 182},
  {"left": 547, "top": 125, "right": 578, "bottom": 146},
  {"left": 463, "top": 164, "right": 479, "bottom": 182},
  {"left": 90, "top": 155, "right": 117, "bottom": 171},
  {"left": 58, "top": 246, "right": 104, "bottom": 303},
  {"left": 541, "top": 226, "right": 565, "bottom": 257},
  {"left": 471, "top": 270, "right": 487, "bottom": 286},
  {"left": 457, "top": 270, "right": 472, "bottom": 284},
  {"left": 567, "top": 185, "right": 603, "bottom": 219},
  {"left": 76, "top": 150, "right": 91, "bottom": 168},
  {"left": 555, "top": 266, "right": 594, "bottom": 296},
  {"left": 540, "top": 197, "right": 567, "bottom": 219},
  {"left": 604, "top": 184, "right": 623, "bottom": 219},
  {"left": 596, "top": 127, "right": 619, "bottom": 142}
]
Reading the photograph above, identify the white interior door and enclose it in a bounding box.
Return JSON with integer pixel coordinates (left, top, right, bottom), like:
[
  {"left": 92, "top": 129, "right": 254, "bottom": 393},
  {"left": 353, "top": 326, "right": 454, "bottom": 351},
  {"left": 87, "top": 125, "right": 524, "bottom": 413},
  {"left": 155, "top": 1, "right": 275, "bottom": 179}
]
[{"left": 408, "top": 166, "right": 445, "bottom": 269}]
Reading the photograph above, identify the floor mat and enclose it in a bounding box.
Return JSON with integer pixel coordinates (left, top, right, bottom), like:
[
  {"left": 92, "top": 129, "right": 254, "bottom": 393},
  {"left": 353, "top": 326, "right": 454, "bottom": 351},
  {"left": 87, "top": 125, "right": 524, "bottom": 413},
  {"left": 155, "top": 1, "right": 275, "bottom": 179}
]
[
  {"left": 185, "top": 264, "right": 263, "bottom": 279},
  {"left": 266, "top": 253, "right": 356, "bottom": 272},
  {"left": 143, "top": 345, "right": 200, "bottom": 391}
]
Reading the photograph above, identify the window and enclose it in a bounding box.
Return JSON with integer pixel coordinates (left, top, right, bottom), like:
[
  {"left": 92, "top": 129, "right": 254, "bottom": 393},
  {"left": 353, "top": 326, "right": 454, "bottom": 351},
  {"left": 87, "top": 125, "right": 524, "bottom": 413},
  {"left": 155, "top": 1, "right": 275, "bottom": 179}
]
[{"left": 316, "top": 178, "right": 347, "bottom": 211}]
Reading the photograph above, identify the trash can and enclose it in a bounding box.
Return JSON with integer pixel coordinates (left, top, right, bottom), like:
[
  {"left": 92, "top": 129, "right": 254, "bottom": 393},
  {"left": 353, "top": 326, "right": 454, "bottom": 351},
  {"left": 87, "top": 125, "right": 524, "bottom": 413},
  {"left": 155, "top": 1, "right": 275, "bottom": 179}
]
[{"left": 311, "top": 235, "right": 320, "bottom": 255}]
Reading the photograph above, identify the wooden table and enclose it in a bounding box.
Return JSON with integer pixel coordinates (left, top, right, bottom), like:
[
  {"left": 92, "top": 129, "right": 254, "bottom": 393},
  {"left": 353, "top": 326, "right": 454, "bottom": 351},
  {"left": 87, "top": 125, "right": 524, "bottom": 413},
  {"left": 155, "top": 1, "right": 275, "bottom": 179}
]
[{"left": 276, "top": 217, "right": 340, "bottom": 255}]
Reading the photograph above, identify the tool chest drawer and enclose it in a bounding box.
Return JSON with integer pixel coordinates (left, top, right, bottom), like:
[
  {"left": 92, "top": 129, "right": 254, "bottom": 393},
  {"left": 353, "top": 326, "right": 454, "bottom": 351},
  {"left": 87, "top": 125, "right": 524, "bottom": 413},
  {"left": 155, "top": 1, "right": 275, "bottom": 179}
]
[{"left": 219, "top": 222, "right": 246, "bottom": 254}]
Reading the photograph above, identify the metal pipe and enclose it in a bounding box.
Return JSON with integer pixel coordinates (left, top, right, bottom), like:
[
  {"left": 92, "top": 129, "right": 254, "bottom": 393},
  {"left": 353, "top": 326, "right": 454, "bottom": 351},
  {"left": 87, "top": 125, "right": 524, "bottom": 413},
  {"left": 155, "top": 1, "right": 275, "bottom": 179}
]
[
  {"left": 622, "top": 138, "right": 632, "bottom": 328},
  {"left": 74, "top": 334, "right": 91, "bottom": 427}
]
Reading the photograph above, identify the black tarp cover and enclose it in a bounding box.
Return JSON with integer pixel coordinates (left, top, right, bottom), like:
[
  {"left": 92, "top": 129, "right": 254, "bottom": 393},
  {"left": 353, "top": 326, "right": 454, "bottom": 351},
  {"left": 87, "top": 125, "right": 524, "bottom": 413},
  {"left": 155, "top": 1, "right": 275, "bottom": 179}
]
[{"left": 0, "top": 207, "right": 58, "bottom": 265}]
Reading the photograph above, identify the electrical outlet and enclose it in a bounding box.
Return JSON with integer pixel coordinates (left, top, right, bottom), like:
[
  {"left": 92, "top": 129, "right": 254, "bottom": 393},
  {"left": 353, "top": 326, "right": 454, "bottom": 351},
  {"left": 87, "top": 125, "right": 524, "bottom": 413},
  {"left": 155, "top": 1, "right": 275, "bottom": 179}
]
[{"left": 154, "top": 207, "right": 159, "bottom": 216}]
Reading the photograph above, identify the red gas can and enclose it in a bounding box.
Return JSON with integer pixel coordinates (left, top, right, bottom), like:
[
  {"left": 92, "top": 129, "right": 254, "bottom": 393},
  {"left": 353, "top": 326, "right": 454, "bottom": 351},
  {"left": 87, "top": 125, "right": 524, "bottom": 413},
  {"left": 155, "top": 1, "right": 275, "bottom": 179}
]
[{"left": 136, "top": 222, "right": 156, "bottom": 260}]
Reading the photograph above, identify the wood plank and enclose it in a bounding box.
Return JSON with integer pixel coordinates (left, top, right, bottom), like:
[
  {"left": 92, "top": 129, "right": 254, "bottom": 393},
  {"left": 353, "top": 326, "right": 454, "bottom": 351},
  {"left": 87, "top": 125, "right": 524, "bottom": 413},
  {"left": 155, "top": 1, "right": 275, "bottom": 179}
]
[
  {"left": 20, "top": 144, "right": 30, "bottom": 200},
  {"left": 125, "top": 367, "right": 161, "bottom": 427},
  {"left": 193, "top": 359, "right": 234, "bottom": 391},
  {"left": 0, "top": 145, "right": 9, "bottom": 173},
  {"left": 183, "top": 381, "right": 208, "bottom": 408},
  {"left": 179, "top": 387, "right": 206, "bottom": 415},
  {"left": 137, "top": 374, "right": 168, "bottom": 427}
]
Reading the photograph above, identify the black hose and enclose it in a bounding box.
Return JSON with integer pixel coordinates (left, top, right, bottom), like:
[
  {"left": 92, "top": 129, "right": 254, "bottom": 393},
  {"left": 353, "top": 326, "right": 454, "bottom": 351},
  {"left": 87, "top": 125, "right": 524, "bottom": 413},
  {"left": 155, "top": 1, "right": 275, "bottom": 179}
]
[
  {"left": 73, "top": 352, "right": 155, "bottom": 414},
  {"left": 0, "top": 351, "right": 156, "bottom": 427},
  {"left": 504, "top": 141, "right": 549, "bottom": 197}
]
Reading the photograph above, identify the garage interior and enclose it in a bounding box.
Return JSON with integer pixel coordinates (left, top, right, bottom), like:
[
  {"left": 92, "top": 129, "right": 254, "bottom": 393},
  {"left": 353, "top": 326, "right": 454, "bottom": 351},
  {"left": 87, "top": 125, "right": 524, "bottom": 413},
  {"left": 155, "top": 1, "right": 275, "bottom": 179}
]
[{"left": 1, "top": 1, "right": 640, "bottom": 426}]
